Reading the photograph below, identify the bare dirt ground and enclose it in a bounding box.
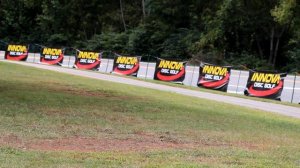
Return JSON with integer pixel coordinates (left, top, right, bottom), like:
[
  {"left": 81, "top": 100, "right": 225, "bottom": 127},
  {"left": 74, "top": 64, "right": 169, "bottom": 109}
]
[{"left": 0, "top": 134, "right": 262, "bottom": 152}]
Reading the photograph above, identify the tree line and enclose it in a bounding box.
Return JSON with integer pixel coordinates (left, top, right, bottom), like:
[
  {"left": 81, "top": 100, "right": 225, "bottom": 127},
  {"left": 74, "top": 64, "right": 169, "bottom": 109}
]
[{"left": 0, "top": 0, "right": 299, "bottom": 72}]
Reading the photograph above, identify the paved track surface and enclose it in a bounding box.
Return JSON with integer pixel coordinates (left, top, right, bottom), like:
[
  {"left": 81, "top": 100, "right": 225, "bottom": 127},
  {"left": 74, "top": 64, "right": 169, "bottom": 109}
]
[{"left": 2, "top": 60, "right": 300, "bottom": 119}]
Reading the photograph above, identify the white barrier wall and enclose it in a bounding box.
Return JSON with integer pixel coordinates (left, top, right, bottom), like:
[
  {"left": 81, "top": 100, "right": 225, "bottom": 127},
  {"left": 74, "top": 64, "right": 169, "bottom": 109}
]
[{"left": 0, "top": 52, "right": 299, "bottom": 104}]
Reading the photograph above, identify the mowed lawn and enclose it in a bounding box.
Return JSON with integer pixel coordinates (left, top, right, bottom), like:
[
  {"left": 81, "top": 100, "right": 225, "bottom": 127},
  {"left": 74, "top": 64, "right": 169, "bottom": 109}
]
[{"left": 1, "top": 62, "right": 300, "bottom": 167}]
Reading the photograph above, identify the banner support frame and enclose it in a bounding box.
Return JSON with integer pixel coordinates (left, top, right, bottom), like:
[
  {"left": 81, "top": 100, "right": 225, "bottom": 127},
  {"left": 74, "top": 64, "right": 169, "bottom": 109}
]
[
  {"left": 145, "top": 55, "right": 150, "bottom": 79},
  {"left": 68, "top": 55, "right": 71, "bottom": 68},
  {"left": 33, "top": 53, "right": 36, "bottom": 63},
  {"left": 110, "top": 52, "right": 117, "bottom": 73},
  {"left": 236, "top": 70, "right": 242, "bottom": 94},
  {"left": 27, "top": 44, "right": 31, "bottom": 62},
  {"left": 291, "top": 73, "right": 297, "bottom": 103},
  {"left": 190, "top": 65, "right": 196, "bottom": 86},
  {"left": 105, "top": 51, "right": 111, "bottom": 73}
]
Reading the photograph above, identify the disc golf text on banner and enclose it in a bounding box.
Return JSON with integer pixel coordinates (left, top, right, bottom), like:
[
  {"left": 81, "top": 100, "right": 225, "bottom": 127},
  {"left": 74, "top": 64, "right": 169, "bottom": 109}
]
[
  {"left": 197, "top": 63, "right": 231, "bottom": 91},
  {"left": 5, "top": 44, "right": 28, "bottom": 61},
  {"left": 112, "top": 55, "right": 141, "bottom": 76},
  {"left": 74, "top": 51, "right": 101, "bottom": 70},
  {"left": 154, "top": 58, "right": 186, "bottom": 83},
  {"left": 244, "top": 70, "right": 287, "bottom": 100},
  {"left": 40, "top": 47, "right": 64, "bottom": 65}
]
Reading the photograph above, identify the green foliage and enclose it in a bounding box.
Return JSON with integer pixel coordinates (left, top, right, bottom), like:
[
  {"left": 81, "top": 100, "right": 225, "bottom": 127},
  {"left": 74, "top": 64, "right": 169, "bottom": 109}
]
[
  {"left": 285, "top": 48, "right": 300, "bottom": 72},
  {"left": 0, "top": 0, "right": 299, "bottom": 71},
  {"left": 271, "top": 0, "right": 297, "bottom": 25},
  {"left": 226, "top": 52, "right": 273, "bottom": 70},
  {"left": 84, "top": 32, "right": 129, "bottom": 53},
  {"left": 192, "top": 50, "right": 225, "bottom": 65},
  {"left": 128, "top": 26, "right": 148, "bottom": 55}
]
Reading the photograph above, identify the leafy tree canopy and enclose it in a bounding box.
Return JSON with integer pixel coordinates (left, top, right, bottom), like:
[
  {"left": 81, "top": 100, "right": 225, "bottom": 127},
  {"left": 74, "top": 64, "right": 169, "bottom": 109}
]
[{"left": 0, "top": 0, "right": 299, "bottom": 72}]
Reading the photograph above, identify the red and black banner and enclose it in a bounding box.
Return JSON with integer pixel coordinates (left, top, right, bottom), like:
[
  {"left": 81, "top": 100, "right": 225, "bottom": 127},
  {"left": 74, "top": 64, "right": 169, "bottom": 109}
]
[
  {"left": 112, "top": 55, "right": 141, "bottom": 76},
  {"left": 74, "top": 51, "right": 101, "bottom": 70},
  {"left": 197, "top": 63, "right": 231, "bottom": 91},
  {"left": 40, "top": 47, "right": 64, "bottom": 65},
  {"left": 244, "top": 70, "right": 286, "bottom": 100},
  {"left": 154, "top": 58, "right": 186, "bottom": 83},
  {"left": 5, "top": 44, "right": 28, "bottom": 61}
]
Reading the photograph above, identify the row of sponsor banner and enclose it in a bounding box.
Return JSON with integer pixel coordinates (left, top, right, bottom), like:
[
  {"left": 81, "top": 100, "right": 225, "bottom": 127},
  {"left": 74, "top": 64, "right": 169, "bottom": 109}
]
[{"left": 3, "top": 44, "right": 287, "bottom": 100}]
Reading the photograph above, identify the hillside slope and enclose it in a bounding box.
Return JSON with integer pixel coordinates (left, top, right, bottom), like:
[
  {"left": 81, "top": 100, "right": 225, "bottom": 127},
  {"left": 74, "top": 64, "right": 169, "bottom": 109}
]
[
  {"left": 1, "top": 62, "right": 300, "bottom": 167},
  {"left": 3, "top": 60, "right": 300, "bottom": 118}
]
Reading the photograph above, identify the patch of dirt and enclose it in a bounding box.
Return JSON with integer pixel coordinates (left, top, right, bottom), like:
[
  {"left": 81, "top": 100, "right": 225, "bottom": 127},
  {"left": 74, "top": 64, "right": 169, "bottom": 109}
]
[
  {"left": 0, "top": 134, "right": 22, "bottom": 144},
  {"left": 0, "top": 134, "right": 193, "bottom": 152},
  {"left": 38, "top": 81, "right": 128, "bottom": 99},
  {"left": 0, "top": 133, "right": 262, "bottom": 152},
  {"left": 49, "top": 86, "right": 121, "bottom": 98},
  {"left": 0, "top": 134, "right": 25, "bottom": 149}
]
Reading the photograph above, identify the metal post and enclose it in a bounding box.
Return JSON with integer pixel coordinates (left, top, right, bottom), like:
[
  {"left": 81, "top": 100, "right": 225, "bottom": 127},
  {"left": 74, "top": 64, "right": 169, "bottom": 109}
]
[
  {"left": 33, "top": 53, "right": 36, "bottom": 63},
  {"left": 110, "top": 52, "right": 116, "bottom": 73},
  {"left": 291, "top": 73, "right": 297, "bottom": 103},
  {"left": 68, "top": 55, "right": 71, "bottom": 68},
  {"left": 105, "top": 52, "right": 111, "bottom": 73},
  {"left": 27, "top": 44, "right": 31, "bottom": 62},
  {"left": 235, "top": 70, "right": 242, "bottom": 94},
  {"left": 190, "top": 65, "right": 196, "bottom": 86},
  {"left": 145, "top": 55, "right": 150, "bottom": 79},
  {"left": 0, "top": 41, "right": 8, "bottom": 60}
]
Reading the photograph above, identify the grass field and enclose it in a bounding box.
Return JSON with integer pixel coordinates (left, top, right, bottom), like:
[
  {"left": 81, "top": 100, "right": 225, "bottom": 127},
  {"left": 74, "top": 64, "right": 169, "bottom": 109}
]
[{"left": 1, "top": 61, "right": 300, "bottom": 167}]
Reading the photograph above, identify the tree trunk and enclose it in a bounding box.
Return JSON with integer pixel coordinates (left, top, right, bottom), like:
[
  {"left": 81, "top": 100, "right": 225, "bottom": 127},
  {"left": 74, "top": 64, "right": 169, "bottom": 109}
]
[
  {"left": 83, "top": 28, "right": 88, "bottom": 41},
  {"left": 268, "top": 27, "right": 275, "bottom": 64},
  {"left": 255, "top": 35, "right": 264, "bottom": 59},
  {"left": 272, "top": 27, "right": 286, "bottom": 67},
  {"left": 235, "top": 27, "right": 239, "bottom": 49},
  {"left": 142, "top": 0, "right": 146, "bottom": 18},
  {"left": 120, "top": 0, "right": 126, "bottom": 31},
  {"left": 272, "top": 38, "right": 280, "bottom": 67}
]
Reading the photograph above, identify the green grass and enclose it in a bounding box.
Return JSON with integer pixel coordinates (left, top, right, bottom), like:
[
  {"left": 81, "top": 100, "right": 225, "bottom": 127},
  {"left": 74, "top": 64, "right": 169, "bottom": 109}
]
[{"left": 1, "top": 61, "right": 300, "bottom": 167}]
